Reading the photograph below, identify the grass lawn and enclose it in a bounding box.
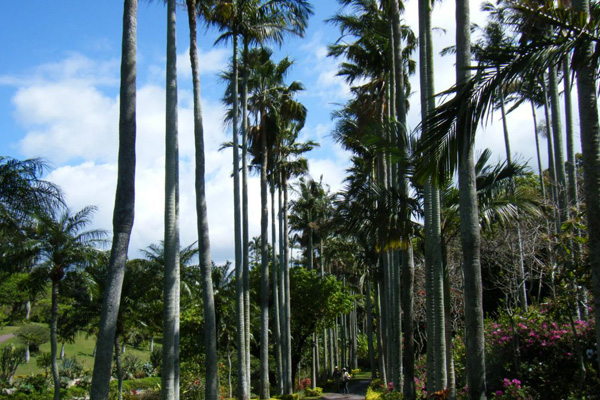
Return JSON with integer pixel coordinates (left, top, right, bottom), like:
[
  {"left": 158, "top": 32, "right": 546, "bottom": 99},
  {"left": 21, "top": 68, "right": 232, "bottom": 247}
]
[{"left": 0, "top": 324, "right": 151, "bottom": 377}]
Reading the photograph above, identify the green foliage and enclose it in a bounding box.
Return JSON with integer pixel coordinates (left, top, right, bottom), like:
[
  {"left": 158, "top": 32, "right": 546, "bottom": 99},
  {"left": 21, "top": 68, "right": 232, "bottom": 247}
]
[
  {"left": 369, "top": 379, "right": 385, "bottom": 393},
  {"left": 12, "top": 374, "right": 49, "bottom": 394},
  {"left": 58, "top": 357, "right": 85, "bottom": 381},
  {"left": 304, "top": 387, "right": 322, "bottom": 397},
  {"left": 15, "top": 324, "right": 49, "bottom": 352},
  {"left": 0, "top": 345, "right": 25, "bottom": 384},
  {"left": 120, "top": 355, "right": 144, "bottom": 380},
  {"left": 180, "top": 359, "right": 205, "bottom": 400},
  {"left": 366, "top": 386, "right": 383, "bottom": 400},
  {"left": 149, "top": 346, "right": 162, "bottom": 373},
  {"left": 35, "top": 352, "right": 52, "bottom": 375},
  {"left": 350, "top": 368, "right": 360, "bottom": 376},
  {"left": 280, "top": 394, "right": 299, "bottom": 400},
  {"left": 0, "top": 274, "right": 30, "bottom": 322},
  {"left": 380, "top": 390, "right": 404, "bottom": 400},
  {"left": 108, "top": 377, "right": 161, "bottom": 400}
]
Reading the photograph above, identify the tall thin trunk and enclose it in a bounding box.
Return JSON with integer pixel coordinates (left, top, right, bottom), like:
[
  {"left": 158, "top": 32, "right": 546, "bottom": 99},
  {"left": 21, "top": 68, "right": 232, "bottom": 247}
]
[
  {"left": 573, "top": 0, "right": 600, "bottom": 373},
  {"left": 232, "top": 31, "right": 248, "bottom": 400},
  {"left": 90, "top": 1, "right": 137, "bottom": 397},
  {"left": 115, "top": 336, "right": 124, "bottom": 400},
  {"left": 278, "top": 180, "right": 288, "bottom": 393},
  {"left": 272, "top": 181, "right": 283, "bottom": 394},
  {"left": 50, "top": 280, "right": 60, "bottom": 400},
  {"left": 283, "top": 180, "right": 293, "bottom": 394},
  {"left": 365, "top": 275, "right": 376, "bottom": 379},
  {"left": 419, "top": 0, "right": 435, "bottom": 390},
  {"left": 187, "top": 3, "right": 218, "bottom": 399},
  {"left": 531, "top": 101, "right": 547, "bottom": 199},
  {"left": 498, "top": 78, "right": 528, "bottom": 312},
  {"left": 242, "top": 39, "right": 252, "bottom": 391},
  {"left": 548, "top": 65, "right": 569, "bottom": 226},
  {"left": 376, "top": 281, "right": 387, "bottom": 385},
  {"left": 60, "top": 342, "right": 65, "bottom": 360},
  {"left": 163, "top": 1, "right": 180, "bottom": 398},
  {"left": 456, "top": 0, "right": 486, "bottom": 397},
  {"left": 259, "top": 112, "right": 270, "bottom": 400}
]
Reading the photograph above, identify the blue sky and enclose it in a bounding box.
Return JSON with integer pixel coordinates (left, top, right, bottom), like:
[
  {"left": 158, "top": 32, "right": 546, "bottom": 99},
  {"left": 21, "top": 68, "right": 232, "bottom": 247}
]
[{"left": 0, "top": 1, "right": 566, "bottom": 263}]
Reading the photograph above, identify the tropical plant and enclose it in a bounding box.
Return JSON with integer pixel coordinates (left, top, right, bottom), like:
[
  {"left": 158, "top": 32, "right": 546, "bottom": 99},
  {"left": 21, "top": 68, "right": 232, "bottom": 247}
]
[{"left": 28, "top": 205, "right": 105, "bottom": 400}]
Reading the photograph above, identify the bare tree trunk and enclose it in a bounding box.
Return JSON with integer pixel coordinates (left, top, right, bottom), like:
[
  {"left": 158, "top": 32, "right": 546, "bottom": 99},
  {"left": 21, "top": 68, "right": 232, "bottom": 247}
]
[
  {"left": 456, "top": 0, "right": 487, "bottom": 397},
  {"left": 90, "top": 1, "right": 137, "bottom": 397}
]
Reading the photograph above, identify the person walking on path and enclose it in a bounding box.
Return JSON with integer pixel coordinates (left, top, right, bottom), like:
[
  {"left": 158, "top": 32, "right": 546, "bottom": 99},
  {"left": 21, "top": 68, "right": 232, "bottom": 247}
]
[
  {"left": 341, "top": 368, "right": 351, "bottom": 395},
  {"left": 333, "top": 366, "right": 341, "bottom": 392}
]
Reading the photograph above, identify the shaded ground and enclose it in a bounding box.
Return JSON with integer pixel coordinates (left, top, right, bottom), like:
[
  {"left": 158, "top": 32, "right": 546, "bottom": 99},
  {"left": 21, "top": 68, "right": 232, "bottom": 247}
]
[
  {"left": 322, "top": 379, "right": 371, "bottom": 400},
  {"left": 0, "top": 333, "right": 14, "bottom": 344}
]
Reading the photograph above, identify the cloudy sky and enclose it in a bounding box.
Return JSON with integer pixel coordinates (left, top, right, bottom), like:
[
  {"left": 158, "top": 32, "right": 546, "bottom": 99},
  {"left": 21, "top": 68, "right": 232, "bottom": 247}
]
[{"left": 0, "top": 1, "right": 572, "bottom": 264}]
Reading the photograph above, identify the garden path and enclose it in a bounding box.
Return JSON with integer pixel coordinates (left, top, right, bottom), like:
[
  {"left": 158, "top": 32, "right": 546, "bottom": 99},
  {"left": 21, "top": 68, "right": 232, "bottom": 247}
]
[
  {"left": 0, "top": 333, "right": 14, "bottom": 344},
  {"left": 321, "top": 379, "right": 370, "bottom": 400}
]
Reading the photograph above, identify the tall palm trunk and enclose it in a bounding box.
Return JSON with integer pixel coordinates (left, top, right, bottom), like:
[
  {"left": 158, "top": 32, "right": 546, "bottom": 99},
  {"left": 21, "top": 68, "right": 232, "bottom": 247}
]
[
  {"left": 283, "top": 179, "right": 293, "bottom": 394},
  {"left": 365, "top": 274, "right": 376, "bottom": 379},
  {"left": 278, "top": 178, "right": 289, "bottom": 393},
  {"left": 50, "top": 279, "right": 60, "bottom": 400},
  {"left": 259, "top": 113, "right": 270, "bottom": 400},
  {"left": 548, "top": 65, "right": 569, "bottom": 226},
  {"left": 271, "top": 181, "right": 283, "bottom": 394},
  {"left": 498, "top": 81, "right": 528, "bottom": 311},
  {"left": 187, "top": 3, "right": 217, "bottom": 400},
  {"left": 90, "top": 1, "right": 137, "bottom": 397},
  {"left": 232, "top": 31, "right": 249, "bottom": 400},
  {"left": 573, "top": 0, "right": 600, "bottom": 372},
  {"left": 163, "top": 1, "right": 181, "bottom": 398},
  {"left": 530, "top": 100, "right": 546, "bottom": 199},
  {"left": 456, "top": 0, "right": 486, "bottom": 397},
  {"left": 241, "top": 39, "right": 252, "bottom": 390}
]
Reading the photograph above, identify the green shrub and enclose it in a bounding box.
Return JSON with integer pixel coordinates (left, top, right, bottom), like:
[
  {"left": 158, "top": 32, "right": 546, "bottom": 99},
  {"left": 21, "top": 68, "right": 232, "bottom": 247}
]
[
  {"left": 150, "top": 346, "right": 162, "bottom": 372},
  {"left": 351, "top": 369, "right": 360, "bottom": 376},
  {"left": 304, "top": 387, "right": 323, "bottom": 397},
  {"left": 14, "top": 325, "right": 49, "bottom": 353},
  {"left": 369, "top": 379, "right": 385, "bottom": 393},
  {"left": 0, "top": 345, "right": 26, "bottom": 384},
  {"left": 366, "top": 386, "right": 383, "bottom": 400},
  {"left": 280, "top": 394, "right": 300, "bottom": 400},
  {"left": 59, "top": 357, "right": 85, "bottom": 380},
  {"left": 64, "top": 385, "right": 88, "bottom": 399},
  {"left": 36, "top": 352, "right": 52, "bottom": 375},
  {"left": 121, "top": 355, "right": 143, "bottom": 379},
  {"left": 13, "top": 374, "right": 49, "bottom": 393}
]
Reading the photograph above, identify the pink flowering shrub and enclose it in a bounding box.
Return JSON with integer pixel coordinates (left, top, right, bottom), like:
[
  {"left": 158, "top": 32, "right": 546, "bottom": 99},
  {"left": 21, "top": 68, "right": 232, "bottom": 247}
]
[
  {"left": 489, "top": 378, "right": 532, "bottom": 400},
  {"left": 481, "top": 305, "right": 598, "bottom": 398}
]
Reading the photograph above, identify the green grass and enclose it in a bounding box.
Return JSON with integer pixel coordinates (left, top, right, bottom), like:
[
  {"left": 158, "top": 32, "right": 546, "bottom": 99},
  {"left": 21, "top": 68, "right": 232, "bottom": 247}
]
[{"left": 0, "top": 324, "right": 151, "bottom": 377}]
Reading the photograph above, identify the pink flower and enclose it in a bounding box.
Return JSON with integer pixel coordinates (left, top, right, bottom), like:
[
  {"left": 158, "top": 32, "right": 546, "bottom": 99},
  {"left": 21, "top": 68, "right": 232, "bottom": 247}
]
[{"left": 495, "top": 390, "right": 504, "bottom": 396}]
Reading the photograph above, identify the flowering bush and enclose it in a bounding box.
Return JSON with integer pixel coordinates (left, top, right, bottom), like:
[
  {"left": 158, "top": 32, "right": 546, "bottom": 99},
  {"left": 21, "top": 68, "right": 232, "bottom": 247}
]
[
  {"left": 298, "top": 377, "right": 311, "bottom": 391},
  {"left": 482, "top": 305, "right": 598, "bottom": 398},
  {"left": 490, "top": 378, "right": 532, "bottom": 400}
]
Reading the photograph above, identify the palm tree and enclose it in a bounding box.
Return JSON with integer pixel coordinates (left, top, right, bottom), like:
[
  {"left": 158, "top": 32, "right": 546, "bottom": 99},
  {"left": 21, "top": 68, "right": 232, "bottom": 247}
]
[
  {"left": 245, "top": 47, "right": 307, "bottom": 399},
  {"left": 90, "top": 1, "right": 137, "bottom": 398},
  {"left": 185, "top": 2, "right": 219, "bottom": 400},
  {"left": 162, "top": 0, "right": 180, "bottom": 398},
  {"left": 31, "top": 206, "right": 106, "bottom": 400},
  {"left": 273, "top": 123, "right": 316, "bottom": 393},
  {"left": 210, "top": 5, "right": 313, "bottom": 395}
]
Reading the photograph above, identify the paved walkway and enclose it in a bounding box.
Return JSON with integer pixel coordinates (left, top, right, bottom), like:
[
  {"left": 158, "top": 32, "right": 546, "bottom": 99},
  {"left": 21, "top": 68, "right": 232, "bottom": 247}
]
[
  {"left": 322, "top": 379, "right": 370, "bottom": 400},
  {"left": 0, "top": 333, "right": 14, "bottom": 344}
]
